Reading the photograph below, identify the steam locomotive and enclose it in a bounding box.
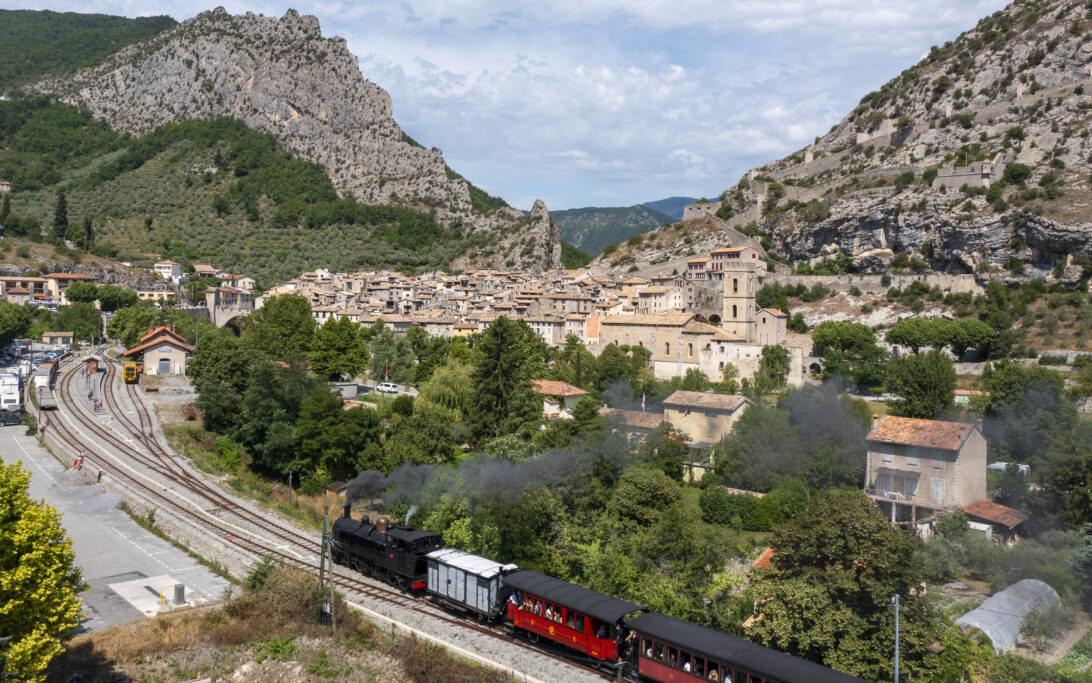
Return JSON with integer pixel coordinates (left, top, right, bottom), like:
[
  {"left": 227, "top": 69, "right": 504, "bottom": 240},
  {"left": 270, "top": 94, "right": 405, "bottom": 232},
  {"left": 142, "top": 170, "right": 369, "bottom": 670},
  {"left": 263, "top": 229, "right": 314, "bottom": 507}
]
[
  {"left": 330, "top": 506, "right": 441, "bottom": 590},
  {"left": 330, "top": 506, "right": 865, "bottom": 682}
]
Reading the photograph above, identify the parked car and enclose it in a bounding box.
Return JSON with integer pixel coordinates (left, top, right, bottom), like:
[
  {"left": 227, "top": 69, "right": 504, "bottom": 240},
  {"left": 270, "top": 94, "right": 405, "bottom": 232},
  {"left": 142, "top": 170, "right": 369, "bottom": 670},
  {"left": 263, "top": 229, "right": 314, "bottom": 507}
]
[
  {"left": 376, "top": 382, "right": 400, "bottom": 395},
  {"left": 0, "top": 412, "right": 22, "bottom": 427}
]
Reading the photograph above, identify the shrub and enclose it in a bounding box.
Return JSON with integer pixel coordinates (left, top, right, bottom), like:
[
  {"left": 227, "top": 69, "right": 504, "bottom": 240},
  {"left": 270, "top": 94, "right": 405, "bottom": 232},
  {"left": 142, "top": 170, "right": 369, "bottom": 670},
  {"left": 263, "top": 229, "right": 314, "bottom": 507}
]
[
  {"left": 16, "top": 245, "right": 30, "bottom": 258},
  {"left": 922, "top": 168, "right": 938, "bottom": 185},
  {"left": 1004, "top": 163, "right": 1032, "bottom": 185}
]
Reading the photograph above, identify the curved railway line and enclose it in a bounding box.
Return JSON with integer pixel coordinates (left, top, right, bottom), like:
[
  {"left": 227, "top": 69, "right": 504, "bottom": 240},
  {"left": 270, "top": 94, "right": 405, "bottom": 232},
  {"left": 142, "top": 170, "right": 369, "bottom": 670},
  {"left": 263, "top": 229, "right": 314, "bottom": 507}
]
[{"left": 47, "top": 351, "right": 609, "bottom": 680}]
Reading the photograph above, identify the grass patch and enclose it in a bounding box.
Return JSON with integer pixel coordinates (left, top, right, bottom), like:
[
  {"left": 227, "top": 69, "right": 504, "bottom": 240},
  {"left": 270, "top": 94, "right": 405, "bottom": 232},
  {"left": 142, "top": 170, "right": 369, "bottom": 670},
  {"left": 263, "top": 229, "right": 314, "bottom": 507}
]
[
  {"left": 1059, "top": 629, "right": 1092, "bottom": 676},
  {"left": 48, "top": 564, "right": 513, "bottom": 682},
  {"left": 164, "top": 424, "right": 340, "bottom": 532}
]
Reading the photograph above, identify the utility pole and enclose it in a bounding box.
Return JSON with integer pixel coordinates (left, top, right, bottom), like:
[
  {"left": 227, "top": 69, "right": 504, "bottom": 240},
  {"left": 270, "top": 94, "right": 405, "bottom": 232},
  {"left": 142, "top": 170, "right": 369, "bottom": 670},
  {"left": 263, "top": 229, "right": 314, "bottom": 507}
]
[
  {"left": 892, "top": 593, "right": 900, "bottom": 683},
  {"left": 319, "top": 509, "right": 327, "bottom": 593}
]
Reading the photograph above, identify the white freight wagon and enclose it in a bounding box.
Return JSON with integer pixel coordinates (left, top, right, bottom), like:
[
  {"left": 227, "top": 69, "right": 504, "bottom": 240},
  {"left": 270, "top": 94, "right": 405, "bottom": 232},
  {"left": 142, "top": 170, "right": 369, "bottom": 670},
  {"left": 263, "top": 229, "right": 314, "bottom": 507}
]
[{"left": 425, "top": 548, "right": 517, "bottom": 620}]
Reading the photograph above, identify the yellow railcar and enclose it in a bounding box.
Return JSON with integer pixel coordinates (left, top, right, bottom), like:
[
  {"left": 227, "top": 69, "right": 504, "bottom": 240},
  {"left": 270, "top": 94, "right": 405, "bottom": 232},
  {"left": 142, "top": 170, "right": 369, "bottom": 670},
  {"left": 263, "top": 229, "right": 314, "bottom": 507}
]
[{"left": 123, "top": 362, "right": 140, "bottom": 384}]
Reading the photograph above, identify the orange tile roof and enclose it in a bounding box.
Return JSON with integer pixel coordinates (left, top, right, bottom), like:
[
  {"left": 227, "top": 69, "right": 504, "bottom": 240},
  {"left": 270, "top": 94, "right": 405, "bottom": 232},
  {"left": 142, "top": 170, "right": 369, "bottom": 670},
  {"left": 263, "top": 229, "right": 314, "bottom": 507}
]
[
  {"left": 867, "top": 415, "right": 977, "bottom": 451},
  {"left": 123, "top": 336, "right": 194, "bottom": 356},
  {"left": 759, "top": 308, "right": 787, "bottom": 318},
  {"left": 140, "top": 326, "right": 187, "bottom": 344},
  {"left": 753, "top": 547, "right": 776, "bottom": 569},
  {"left": 711, "top": 246, "right": 748, "bottom": 254},
  {"left": 532, "top": 380, "right": 589, "bottom": 398},
  {"left": 963, "top": 500, "right": 1029, "bottom": 529}
]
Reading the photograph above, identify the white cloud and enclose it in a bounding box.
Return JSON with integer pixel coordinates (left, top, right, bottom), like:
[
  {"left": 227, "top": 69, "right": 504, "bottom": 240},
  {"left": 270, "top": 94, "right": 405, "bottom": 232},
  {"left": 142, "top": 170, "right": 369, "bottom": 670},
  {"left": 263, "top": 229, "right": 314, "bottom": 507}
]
[{"left": 1, "top": 0, "right": 1011, "bottom": 207}]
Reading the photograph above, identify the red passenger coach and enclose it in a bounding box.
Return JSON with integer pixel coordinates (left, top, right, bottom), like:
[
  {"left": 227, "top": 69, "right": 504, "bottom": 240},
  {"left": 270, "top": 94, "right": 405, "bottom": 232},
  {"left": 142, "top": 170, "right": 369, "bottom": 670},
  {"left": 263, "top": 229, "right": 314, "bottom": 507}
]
[{"left": 503, "top": 570, "right": 643, "bottom": 664}]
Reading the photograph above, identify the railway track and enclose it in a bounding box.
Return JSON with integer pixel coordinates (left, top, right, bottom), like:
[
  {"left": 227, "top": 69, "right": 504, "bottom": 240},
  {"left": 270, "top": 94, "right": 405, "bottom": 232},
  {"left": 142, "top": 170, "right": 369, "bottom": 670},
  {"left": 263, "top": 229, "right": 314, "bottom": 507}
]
[{"left": 50, "top": 352, "right": 611, "bottom": 680}]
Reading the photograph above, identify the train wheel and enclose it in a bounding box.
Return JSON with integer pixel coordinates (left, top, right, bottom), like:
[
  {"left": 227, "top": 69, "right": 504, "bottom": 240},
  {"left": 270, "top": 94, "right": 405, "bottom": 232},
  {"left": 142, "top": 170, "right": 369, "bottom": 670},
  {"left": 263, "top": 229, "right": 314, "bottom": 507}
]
[
  {"left": 527, "top": 632, "right": 539, "bottom": 643},
  {"left": 591, "top": 659, "right": 602, "bottom": 670}
]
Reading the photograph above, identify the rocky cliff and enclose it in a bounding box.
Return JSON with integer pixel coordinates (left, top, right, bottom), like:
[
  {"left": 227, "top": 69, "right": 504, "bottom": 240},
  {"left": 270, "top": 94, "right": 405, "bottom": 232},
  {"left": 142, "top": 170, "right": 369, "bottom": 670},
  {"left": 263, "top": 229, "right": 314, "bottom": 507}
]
[
  {"left": 28, "top": 8, "right": 563, "bottom": 273},
  {"left": 452, "top": 199, "right": 563, "bottom": 274},
  {"left": 698, "top": 0, "right": 1092, "bottom": 284}
]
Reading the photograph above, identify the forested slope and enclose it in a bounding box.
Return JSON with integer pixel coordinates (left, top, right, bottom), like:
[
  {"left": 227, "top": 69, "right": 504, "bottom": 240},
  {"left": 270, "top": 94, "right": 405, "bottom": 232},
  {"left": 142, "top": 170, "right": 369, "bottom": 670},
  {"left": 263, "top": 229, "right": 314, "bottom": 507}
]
[{"left": 0, "top": 10, "right": 176, "bottom": 90}]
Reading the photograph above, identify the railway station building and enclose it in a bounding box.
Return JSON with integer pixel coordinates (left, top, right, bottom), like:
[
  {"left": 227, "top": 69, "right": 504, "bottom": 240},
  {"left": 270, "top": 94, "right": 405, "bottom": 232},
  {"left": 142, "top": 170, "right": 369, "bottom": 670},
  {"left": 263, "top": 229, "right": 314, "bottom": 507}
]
[{"left": 123, "top": 326, "right": 193, "bottom": 376}]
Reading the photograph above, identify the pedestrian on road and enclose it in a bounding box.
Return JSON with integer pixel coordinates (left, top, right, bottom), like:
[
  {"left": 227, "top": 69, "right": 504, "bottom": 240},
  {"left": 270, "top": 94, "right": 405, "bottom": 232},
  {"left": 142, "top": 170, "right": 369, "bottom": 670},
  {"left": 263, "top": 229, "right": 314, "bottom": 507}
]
[{"left": 97, "top": 469, "right": 103, "bottom": 483}]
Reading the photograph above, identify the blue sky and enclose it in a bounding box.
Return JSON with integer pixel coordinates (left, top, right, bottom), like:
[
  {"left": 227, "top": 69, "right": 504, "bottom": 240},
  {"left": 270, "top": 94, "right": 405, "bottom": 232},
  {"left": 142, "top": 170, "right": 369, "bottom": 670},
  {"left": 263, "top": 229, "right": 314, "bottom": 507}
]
[{"left": 4, "top": 0, "right": 1010, "bottom": 209}]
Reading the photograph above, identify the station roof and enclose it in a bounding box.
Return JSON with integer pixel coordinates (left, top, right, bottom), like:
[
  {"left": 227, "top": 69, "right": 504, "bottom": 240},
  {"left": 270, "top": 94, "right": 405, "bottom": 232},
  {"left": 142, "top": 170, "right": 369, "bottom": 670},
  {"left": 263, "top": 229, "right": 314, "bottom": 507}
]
[{"left": 503, "top": 571, "right": 643, "bottom": 624}]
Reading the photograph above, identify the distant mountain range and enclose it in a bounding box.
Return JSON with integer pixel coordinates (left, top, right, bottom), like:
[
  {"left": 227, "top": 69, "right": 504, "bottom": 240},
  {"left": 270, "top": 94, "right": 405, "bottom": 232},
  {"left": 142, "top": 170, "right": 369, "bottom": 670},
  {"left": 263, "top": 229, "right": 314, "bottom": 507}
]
[
  {"left": 552, "top": 203, "right": 678, "bottom": 255},
  {"left": 640, "top": 197, "right": 696, "bottom": 221}
]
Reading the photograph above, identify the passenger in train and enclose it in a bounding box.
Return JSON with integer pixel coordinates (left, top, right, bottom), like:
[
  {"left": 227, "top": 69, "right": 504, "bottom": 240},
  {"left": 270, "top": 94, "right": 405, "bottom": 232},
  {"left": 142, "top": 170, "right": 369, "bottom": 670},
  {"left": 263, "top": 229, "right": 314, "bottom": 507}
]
[{"left": 544, "top": 605, "right": 554, "bottom": 621}]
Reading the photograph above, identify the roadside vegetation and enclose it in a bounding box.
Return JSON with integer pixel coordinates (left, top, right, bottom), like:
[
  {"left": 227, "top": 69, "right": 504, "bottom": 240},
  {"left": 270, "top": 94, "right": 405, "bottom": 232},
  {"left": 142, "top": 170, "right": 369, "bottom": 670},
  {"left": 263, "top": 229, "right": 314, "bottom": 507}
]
[{"left": 46, "top": 559, "right": 508, "bottom": 682}]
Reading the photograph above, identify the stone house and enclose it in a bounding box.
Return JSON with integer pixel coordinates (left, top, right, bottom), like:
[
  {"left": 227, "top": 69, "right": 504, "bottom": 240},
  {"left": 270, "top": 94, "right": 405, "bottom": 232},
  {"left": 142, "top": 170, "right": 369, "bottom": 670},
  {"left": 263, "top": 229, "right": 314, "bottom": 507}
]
[
  {"left": 756, "top": 308, "right": 787, "bottom": 345},
  {"left": 863, "top": 414, "right": 987, "bottom": 528},
  {"left": 662, "top": 390, "right": 750, "bottom": 445},
  {"left": 532, "top": 380, "right": 589, "bottom": 420}
]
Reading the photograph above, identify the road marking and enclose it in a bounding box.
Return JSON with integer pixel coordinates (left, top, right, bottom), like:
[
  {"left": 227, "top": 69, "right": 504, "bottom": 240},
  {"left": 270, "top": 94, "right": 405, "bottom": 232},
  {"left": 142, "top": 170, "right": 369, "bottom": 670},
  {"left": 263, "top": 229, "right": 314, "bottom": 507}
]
[{"left": 7, "top": 434, "right": 60, "bottom": 486}]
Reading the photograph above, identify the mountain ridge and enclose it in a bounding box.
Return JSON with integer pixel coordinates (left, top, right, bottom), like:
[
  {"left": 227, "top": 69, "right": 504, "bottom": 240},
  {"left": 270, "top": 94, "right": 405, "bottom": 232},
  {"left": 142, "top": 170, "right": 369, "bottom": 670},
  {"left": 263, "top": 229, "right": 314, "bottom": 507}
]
[
  {"left": 553, "top": 203, "right": 675, "bottom": 255},
  {"left": 11, "top": 8, "right": 565, "bottom": 275}
]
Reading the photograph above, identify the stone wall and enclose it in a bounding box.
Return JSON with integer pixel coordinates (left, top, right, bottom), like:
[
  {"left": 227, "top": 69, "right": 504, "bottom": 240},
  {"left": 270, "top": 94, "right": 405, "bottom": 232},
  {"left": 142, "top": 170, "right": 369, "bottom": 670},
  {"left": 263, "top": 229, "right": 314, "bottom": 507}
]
[{"left": 762, "top": 272, "right": 982, "bottom": 295}]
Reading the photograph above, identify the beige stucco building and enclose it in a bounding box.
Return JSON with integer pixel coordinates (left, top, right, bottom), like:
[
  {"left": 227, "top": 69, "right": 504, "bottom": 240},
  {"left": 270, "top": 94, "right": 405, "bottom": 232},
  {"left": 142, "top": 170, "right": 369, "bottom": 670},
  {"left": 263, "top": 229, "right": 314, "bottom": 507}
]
[
  {"left": 863, "top": 415, "right": 987, "bottom": 527},
  {"left": 123, "top": 326, "right": 193, "bottom": 376},
  {"left": 662, "top": 391, "right": 750, "bottom": 444}
]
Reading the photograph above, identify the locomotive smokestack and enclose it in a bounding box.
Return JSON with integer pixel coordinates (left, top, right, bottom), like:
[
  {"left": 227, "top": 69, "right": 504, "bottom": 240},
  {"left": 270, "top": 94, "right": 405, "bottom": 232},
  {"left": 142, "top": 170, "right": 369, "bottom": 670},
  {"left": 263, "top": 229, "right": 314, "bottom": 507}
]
[
  {"left": 342, "top": 502, "right": 352, "bottom": 519},
  {"left": 404, "top": 505, "right": 418, "bottom": 527}
]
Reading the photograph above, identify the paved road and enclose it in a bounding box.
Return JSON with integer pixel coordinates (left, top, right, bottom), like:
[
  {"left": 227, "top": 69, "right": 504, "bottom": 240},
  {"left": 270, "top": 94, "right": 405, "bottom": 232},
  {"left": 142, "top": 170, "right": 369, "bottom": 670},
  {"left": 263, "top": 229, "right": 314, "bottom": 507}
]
[{"left": 0, "top": 425, "right": 231, "bottom": 633}]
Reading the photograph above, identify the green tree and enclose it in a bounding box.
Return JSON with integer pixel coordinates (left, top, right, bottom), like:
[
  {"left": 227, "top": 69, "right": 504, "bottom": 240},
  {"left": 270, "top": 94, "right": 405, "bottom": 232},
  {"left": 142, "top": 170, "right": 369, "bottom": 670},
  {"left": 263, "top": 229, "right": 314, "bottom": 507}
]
[
  {"left": 679, "top": 368, "right": 710, "bottom": 391},
  {"left": 983, "top": 362, "right": 1075, "bottom": 461},
  {"left": 385, "top": 402, "right": 459, "bottom": 467},
  {"left": 749, "top": 490, "right": 960, "bottom": 680},
  {"left": 595, "top": 343, "right": 631, "bottom": 391},
  {"left": 53, "top": 302, "right": 101, "bottom": 342},
  {"left": 552, "top": 335, "right": 598, "bottom": 389},
  {"left": 884, "top": 318, "right": 931, "bottom": 353},
  {"left": 608, "top": 466, "right": 681, "bottom": 533},
  {"left": 367, "top": 325, "right": 414, "bottom": 384},
  {"left": 468, "top": 316, "right": 543, "bottom": 441},
  {"left": 242, "top": 295, "right": 315, "bottom": 359},
  {"left": 886, "top": 350, "right": 956, "bottom": 419},
  {"left": 293, "top": 387, "right": 382, "bottom": 481},
  {"left": 50, "top": 189, "right": 67, "bottom": 242},
  {"left": 945, "top": 318, "right": 995, "bottom": 358},
  {"left": 308, "top": 316, "right": 369, "bottom": 380},
  {"left": 0, "top": 302, "right": 34, "bottom": 347},
  {"left": 63, "top": 281, "right": 97, "bottom": 303},
  {"left": 94, "top": 284, "right": 138, "bottom": 312},
  {"left": 0, "top": 193, "right": 9, "bottom": 226},
  {"left": 81, "top": 216, "right": 94, "bottom": 250},
  {"left": 416, "top": 359, "right": 473, "bottom": 421},
  {"left": 715, "top": 363, "right": 740, "bottom": 394},
  {"left": 0, "top": 462, "right": 85, "bottom": 682},
  {"left": 106, "top": 302, "right": 177, "bottom": 348},
  {"left": 811, "top": 321, "right": 887, "bottom": 386}
]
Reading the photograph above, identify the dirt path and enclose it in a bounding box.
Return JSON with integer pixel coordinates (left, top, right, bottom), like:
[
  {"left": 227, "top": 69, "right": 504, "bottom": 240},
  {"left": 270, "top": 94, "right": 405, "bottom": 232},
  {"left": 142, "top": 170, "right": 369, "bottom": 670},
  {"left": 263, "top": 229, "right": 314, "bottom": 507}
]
[{"left": 1044, "top": 621, "right": 1091, "bottom": 665}]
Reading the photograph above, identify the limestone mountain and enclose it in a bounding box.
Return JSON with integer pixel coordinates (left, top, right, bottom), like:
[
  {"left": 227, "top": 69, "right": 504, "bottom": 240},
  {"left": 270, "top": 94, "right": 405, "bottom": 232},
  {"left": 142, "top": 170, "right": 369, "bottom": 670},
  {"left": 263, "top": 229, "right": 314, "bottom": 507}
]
[
  {"left": 553, "top": 203, "right": 675, "bottom": 255},
  {"left": 683, "top": 0, "right": 1091, "bottom": 285},
  {"left": 24, "top": 8, "right": 562, "bottom": 274}
]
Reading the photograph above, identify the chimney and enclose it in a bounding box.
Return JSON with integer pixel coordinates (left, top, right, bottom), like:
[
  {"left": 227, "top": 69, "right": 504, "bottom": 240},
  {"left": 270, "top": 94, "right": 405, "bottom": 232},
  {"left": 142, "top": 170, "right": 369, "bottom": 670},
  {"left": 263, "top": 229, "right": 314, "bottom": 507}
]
[
  {"left": 872, "top": 413, "right": 881, "bottom": 428},
  {"left": 342, "top": 502, "right": 351, "bottom": 519},
  {"left": 376, "top": 516, "right": 389, "bottom": 533}
]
